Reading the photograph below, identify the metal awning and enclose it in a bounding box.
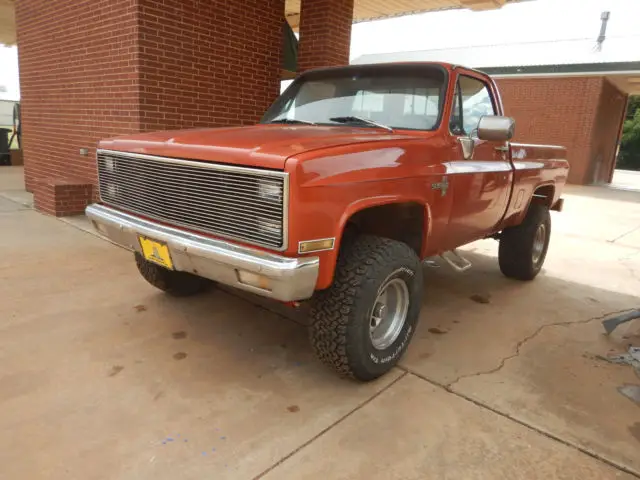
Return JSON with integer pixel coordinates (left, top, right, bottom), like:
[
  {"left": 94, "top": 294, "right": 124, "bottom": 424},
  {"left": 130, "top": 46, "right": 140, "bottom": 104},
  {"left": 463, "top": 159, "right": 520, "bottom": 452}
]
[
  {"left": 352, "top": 36, "right": 640, "bottom": 94},
  {"left": 285, "top": 0, "right": 512, "bottom": 29},
  {"left": 0, "top": 0, "right": 15, "bottom": 45},
  {"left": 0, "top": 0, "right": 513, "bottom": 46}
]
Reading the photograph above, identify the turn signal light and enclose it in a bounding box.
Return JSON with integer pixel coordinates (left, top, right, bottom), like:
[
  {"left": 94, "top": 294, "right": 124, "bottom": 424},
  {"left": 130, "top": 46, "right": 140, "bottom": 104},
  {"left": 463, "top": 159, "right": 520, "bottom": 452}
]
[
  {"left": 236, "top": 270, "right": 272, "bottom": 291},
  {"left": 298, "top": 238, "right": 335, "bottom": 254}
]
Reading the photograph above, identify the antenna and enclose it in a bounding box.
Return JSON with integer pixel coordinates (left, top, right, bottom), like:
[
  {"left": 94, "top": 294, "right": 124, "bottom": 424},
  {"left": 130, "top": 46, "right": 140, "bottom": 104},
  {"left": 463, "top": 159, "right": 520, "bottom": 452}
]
[{"left": 596, "top": 11, "right": 610, "bottom": 51}]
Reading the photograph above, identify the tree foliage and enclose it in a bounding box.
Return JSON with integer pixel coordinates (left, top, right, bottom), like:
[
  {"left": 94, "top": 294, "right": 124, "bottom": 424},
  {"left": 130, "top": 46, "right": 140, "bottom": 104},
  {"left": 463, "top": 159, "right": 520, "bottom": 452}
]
[{"left": 618, "top": 96, "right": 640, "bottom": 171}]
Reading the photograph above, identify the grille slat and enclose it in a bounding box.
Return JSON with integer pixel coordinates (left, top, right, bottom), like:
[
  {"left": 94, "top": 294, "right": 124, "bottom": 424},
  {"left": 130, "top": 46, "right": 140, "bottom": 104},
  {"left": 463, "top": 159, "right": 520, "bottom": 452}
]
[
  {"left": 97, "top": 150, "right": 288, "bottom": 250},
  {"left": 109, "top": 198, "right": 281, "bottom": 245},
  {"left": 107, "top": 163, "right": 281, "bottom": 189},
  {"left": 99, "top": 178, "right": 284, "bottom": 220},
  {"left": 98, "top": 172, "right": 284, "bottom": 211},
  {"left": 104, "top": 189, "right": 280, "bottom": 232}
]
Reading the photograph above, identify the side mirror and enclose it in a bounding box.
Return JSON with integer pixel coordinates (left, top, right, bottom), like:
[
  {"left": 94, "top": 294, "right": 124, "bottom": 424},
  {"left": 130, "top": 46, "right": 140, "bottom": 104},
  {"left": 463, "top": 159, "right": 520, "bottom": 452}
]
[{"left": 477, "top": 116, "right": 515, "bottom": 142}]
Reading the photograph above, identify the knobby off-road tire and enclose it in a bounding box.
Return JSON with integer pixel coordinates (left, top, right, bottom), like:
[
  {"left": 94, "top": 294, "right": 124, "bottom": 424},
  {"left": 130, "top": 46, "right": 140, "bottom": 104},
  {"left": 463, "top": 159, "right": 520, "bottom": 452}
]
[
  {"left": 309, "top": 235, "right": 424, "bottom": 381},
  {"left": 134, "top": 252, "right": 211, "bottom": 297},
  {"left": 499, "top": 203, "right": 551, "bottom": 281}
]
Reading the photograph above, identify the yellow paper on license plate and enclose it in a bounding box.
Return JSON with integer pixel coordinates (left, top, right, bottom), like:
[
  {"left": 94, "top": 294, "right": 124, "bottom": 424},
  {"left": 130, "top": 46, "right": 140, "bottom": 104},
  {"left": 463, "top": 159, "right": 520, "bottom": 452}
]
[{"left": 139, "top": 236, "right": 174, "bottom": 269}]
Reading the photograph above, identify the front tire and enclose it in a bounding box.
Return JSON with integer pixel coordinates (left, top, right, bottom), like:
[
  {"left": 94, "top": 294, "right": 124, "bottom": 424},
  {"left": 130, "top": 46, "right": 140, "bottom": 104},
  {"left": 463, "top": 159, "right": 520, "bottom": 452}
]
[
  {"left": 309, "top": 235, "right": 424, "bottom": 381},
  {"left": 134, "top": 252, "right": 211, "bottom": 296},
  {"left": 499, "top": 203, "right": 551, "bottom": 280}
]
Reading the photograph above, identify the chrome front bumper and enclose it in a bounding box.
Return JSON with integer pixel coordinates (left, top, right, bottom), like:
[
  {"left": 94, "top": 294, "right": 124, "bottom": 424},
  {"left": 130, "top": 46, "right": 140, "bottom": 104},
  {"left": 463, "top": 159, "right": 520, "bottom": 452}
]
[{"left": 85, "top": 204, "right": 319, "bottom": 301}]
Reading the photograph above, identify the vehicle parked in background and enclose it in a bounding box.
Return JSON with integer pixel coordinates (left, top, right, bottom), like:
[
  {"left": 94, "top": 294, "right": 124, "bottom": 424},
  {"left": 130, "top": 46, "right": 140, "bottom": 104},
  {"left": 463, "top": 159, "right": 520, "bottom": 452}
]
[{"left": 87, "top": 62, "right": 569, "bottom": 381}]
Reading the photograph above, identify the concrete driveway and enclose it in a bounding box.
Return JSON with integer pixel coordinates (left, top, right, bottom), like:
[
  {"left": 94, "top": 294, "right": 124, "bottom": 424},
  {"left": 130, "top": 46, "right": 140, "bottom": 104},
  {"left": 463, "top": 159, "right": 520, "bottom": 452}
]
[{"left": 1, "top": 166, "right": 639, "bottom": 480}]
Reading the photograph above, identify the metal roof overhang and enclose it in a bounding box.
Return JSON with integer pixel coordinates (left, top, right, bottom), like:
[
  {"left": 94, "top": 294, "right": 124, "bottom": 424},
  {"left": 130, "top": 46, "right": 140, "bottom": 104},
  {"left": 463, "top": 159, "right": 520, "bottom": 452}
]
[
  {"left": 0, "top": 0, "right": 513, "bottom": 46},
  {"left": 352, "top": 36, "right": 640, "bottom": 94},
  {"left": 0, "top": 0, "right": 15, "bottom": 46},
  {"left": 484, "top": 62, "right": 640, "bottom": 95},
  {"left": 285, "top": 0, "right": 512, "bottom": 29}
]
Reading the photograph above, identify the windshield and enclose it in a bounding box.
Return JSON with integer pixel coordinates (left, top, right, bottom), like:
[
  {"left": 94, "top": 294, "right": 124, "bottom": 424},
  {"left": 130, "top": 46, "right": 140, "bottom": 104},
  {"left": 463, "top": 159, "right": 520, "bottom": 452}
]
[{"left": 262, "top": 66, "right": 447, "bottom": 131}]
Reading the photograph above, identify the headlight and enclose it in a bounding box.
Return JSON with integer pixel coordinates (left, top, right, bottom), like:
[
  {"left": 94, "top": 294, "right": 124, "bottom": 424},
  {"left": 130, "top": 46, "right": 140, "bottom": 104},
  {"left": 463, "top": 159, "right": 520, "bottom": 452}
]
[{"left": 257, "top": 179, "right": 282, "bottom": 202}]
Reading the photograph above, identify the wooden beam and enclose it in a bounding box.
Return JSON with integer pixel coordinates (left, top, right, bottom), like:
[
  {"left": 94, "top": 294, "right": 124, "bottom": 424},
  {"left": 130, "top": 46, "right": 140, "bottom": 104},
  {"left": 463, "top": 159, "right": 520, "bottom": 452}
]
[
  {"left": 0, "top": 0, "right": 16, "bottom": 45},
  {"left": 459, "top": 0, "right": 506, "bottom": 11}
]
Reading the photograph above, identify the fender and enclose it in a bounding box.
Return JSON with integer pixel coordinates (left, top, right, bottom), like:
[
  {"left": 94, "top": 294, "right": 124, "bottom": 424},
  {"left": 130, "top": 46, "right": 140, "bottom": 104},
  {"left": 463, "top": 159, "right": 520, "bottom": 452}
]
[
  {"left": 311, "top": 194, "right": 433, "bottom": 290},
  {"left": 507, "top": 180, "right": 557, "bottom": 228},
  {"left": 337, "top": 195, "right": 433, "bottom": 256}
]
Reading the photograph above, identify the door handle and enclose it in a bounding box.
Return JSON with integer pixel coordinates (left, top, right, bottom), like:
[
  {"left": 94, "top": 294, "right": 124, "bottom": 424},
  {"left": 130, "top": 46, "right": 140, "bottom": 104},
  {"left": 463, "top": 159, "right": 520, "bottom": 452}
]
[{"left": 494, "top": 146, "right": 509, "bottom": 153}]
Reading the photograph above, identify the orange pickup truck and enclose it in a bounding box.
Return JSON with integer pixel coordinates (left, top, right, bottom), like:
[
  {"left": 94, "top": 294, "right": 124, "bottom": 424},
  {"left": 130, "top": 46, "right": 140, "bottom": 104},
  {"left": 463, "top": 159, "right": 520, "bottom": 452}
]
[{"left": 87, "top": 62, "right": 569, "bottom": 381}]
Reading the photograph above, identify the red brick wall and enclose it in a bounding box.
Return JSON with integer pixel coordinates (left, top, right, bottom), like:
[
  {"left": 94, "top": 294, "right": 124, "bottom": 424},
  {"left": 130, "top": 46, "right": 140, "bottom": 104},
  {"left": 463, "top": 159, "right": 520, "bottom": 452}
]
[
  {"left": 15, "top": 0, "right": 141, "bottom": 193},
  {"left": 496, "top": 76, "right": 603, "bottom": 184},
  {"left": 137, "top": 0, "right": 284, "bottom": 131},
  {"left": 298, "top": 0, "right": 354, "bottom": 71},
  {"left": 496, "top": 76, "right": 627, "bottom": 185},
  {"left": 16, "top": 0, "right": 285, "bottom": 215}
]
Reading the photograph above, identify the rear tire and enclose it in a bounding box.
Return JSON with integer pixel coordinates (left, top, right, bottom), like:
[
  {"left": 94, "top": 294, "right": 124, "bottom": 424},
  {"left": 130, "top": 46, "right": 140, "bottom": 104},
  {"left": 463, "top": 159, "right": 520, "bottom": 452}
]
[
  {"left": 499, "top": 203, "right": 551, "bottom": 281},
  {"left": 134, "top": 252, "right": 211, "bottom": 296},
  {"left": 309, "top": 235, "right": 424, "bottom": 381}
]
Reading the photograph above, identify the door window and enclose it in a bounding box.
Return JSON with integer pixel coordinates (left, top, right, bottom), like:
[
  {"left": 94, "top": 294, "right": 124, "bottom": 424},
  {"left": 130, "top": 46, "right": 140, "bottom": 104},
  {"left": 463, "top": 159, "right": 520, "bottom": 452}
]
[{"left": 450, "top": 75, "right": 496, "bottom": 136}]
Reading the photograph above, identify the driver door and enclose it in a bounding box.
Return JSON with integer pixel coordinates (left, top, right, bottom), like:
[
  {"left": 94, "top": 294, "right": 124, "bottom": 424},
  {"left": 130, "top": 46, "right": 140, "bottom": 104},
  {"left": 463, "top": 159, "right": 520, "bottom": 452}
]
[{"left": 442, "top": 73, "right": 513, "bottom": 250}]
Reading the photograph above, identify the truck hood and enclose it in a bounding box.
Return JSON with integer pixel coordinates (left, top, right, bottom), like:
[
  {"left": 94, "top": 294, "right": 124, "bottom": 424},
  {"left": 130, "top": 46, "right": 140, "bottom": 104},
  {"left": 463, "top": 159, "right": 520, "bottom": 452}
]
[{"left": 98, "top": 125, "right": 423, "bottom": 170}]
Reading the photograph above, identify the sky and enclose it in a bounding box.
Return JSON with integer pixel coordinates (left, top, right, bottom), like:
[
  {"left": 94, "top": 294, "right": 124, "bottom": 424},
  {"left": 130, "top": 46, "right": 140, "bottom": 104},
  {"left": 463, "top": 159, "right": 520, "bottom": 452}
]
[
  {"left": 349, "top": 0, "right": 640, "bottom": 61},
  {"left": 1, "top": 0, "right": 639, "bottom": 101},
  {"left": 0, "top": 45, "right": 18, "bottom": 101}
]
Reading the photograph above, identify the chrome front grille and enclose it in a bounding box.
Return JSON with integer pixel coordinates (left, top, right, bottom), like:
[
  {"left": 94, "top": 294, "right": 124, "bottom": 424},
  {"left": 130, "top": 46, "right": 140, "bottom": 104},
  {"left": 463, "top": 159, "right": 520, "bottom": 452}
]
[{"left": 96, "top": 150, "right": 288, "bottom": 250}]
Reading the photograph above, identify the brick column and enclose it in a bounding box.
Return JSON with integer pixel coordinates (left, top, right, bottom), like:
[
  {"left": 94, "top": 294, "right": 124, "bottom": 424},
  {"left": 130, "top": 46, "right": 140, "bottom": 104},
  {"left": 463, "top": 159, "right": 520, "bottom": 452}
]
[
  {"left": 137, "top": 0, "right": 285, "bottom": 132},
  {"left": 16, "top": 0, "right": 285, "bottom": 216},
  {"left": 297, "top": 0, "right": 354, "bottom": 72},
  {"left": 15, "top": 0, "right": 141, "bottom": 201}
]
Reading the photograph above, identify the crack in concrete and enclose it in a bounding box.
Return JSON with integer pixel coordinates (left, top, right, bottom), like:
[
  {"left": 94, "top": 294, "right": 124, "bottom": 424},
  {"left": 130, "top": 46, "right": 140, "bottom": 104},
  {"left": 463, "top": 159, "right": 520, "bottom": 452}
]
[
  {"left": 609, "top": 225, "right": 640, "bottom": 244},
  {"left": 622, "top": 262, "right": 640, "bottom": 285},
  {"left": 408, "top": 371, "right": 640, "bottom": 479},
  {"left": 446, "top": 308, "right": 636, "bottom": 390},
  {"left": 253, "top": 370, "right": 408, "bottom": 479}
]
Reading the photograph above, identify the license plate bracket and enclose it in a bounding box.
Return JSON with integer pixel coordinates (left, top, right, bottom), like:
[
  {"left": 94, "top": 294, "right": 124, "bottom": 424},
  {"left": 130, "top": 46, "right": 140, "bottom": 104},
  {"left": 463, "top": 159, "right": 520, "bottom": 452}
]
[{"left": 138, "top": 236, "right": 174, "bottom": 270}]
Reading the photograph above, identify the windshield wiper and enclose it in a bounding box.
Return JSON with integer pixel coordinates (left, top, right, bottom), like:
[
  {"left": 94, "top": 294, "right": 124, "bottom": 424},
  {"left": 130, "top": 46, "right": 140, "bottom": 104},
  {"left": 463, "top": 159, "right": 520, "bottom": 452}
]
[
  {"left": 270, "top": 118, "right": 317, "bottom": 125},
  {"left": 329, "top": 116, "right": 394, "bottom": 133}
]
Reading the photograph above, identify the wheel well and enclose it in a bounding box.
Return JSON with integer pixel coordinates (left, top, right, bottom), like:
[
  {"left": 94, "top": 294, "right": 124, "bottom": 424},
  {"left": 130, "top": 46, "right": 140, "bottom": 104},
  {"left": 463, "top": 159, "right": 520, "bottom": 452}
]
[
  {"left": 343, "top": 203, "right": 425, "bottom": 256},
  {"left": 531, "top": 185, "right": 555, "bottom": 208}
]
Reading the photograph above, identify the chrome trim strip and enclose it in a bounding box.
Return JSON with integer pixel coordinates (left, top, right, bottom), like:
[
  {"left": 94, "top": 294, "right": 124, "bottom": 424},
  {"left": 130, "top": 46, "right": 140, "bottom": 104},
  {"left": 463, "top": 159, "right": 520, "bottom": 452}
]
[
  {"left": 86, "top": 204, "right": 318, "bottom": 302},
  {"left": 97, "top": 149, "right": 287, "bottom": 178},
  {"left": 96, "top": 149, "right": 290, "bottom": 251},
  {"left": 509, "top": 143, "right": 565, "bottom": 150},
  {"left": 513, "top": 161, "right": 545, "bottom": 170},
  {"left": 282, "top": 171, "right": 290, "bottom": 253},
  {"left": 444, "top": 161, "right": 512, "bottom": 174}
]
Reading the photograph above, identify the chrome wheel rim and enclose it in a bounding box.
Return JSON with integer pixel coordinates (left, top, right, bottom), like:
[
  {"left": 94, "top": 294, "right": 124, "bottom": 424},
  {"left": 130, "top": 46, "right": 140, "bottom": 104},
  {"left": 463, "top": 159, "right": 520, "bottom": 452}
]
[
  {"left": 532, "top": 223, "right": 547, "bottom": 265},
  {"left": 369, "top": 275, "right": 410, "bottom": 350}
]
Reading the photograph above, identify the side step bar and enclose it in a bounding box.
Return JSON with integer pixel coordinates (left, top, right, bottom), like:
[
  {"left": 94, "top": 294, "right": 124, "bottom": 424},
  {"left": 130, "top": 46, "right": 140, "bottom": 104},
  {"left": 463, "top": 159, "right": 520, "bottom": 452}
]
[{"left": 440, "top": 249, "right": 473, "bottom": 272}]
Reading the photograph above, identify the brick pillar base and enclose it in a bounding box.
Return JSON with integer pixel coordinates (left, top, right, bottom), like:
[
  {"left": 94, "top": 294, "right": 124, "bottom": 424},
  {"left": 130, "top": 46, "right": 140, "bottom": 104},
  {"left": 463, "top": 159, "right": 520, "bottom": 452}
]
[
  {"left": 297, "top": 0, "right": 354, "bottom": 72},
  {"left": 33, "top": 178, "right": 93, "bottom": 217}
]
